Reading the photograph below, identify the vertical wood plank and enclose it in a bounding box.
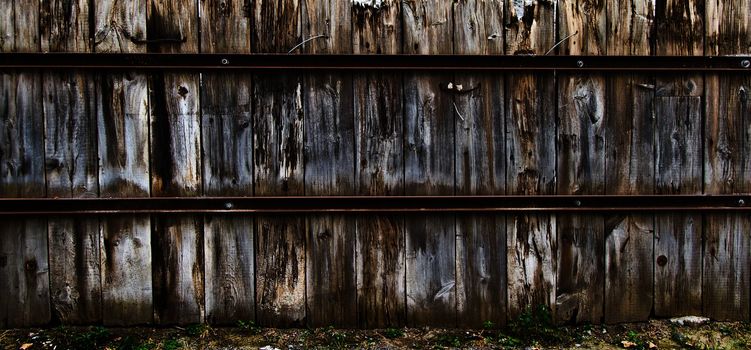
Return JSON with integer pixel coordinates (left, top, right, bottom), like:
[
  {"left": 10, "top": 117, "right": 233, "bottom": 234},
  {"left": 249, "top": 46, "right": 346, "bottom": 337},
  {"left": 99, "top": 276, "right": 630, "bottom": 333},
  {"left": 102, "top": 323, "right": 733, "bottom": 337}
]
[
  {"left": 252, "top": 0, "right": 306, "bottom": 327},
  {"left": 101, "top": 215, "right": 153, "bottom": 325},
  {"left": 556, "top": 0, "right": 605, "bottom": 325},
  {"left": 95, "top": 0, "right": 152, "bottom": 326},
  {"left": 302, "top": 0, "right": 356, "bottom": 327},
  {"left": 653, "top": 0, "right": 704, "bottom": 319},
  {"left": 353, "top": 0, "right": 406, "bottom": 328},
  {"left": 504, "top": 0, "right": 557, "bottom": 321},
  {"left": 40, "top": 0, "right": 101, "bottom": 324},
  {"left": 703, "top": 0, "right": 751, "bottom": 321},
  {"left": 402, "top": 0, "right": 455, "bottom": 327},
  {"left": 200, "top": 0, "right": 255, "bottom": 325},
  {"left": 453, "top": 0, "right": 506, "bottom": 328},
  {"left": 0, "top": 0, "right": 50, "bottom": 328},
  {"left": 604, "top": 0, "right": 655, "bottom": 324},
  {"left": 148, "top": 0, "right": 204, "bottom": 325}
]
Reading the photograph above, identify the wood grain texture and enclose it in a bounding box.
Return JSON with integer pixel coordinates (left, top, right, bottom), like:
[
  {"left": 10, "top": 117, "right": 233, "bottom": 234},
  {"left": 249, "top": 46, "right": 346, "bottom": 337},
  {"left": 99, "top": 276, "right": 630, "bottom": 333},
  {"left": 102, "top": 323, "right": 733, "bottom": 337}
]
[
  {"left": 101, "top": 216, "right": 153, "bottom": 325},
  {"left": 0, "top": 0, "right": 50, "bottom": 328},
  {"left": 48, "top": 218, "right": 101, "bottom": 324},
  {"left": 204, "top": 216, "right": 255, "bottom": 324},
  {"left": 604, "top": 76, "right": 655, "bottom": 323},
  {"left": 199, "top": 0, "right": 254, "bottom": 326},
  {"left": 301, "top": 0, "right": 356, "bottom": 328},
  {"left": 654, "top": 95, "right": 703, "bottom": 317},
  {"left": 94, "top": 0, "right": 152, "bottom": 327},
  {"left": 402, "top": 0, "right": 456, "bottom": 327},
  {"left": 94, "top": 0, "right": 146, "bottom": 53},
  {"left": 252, "top": 0, "right": 306, "bottom": 328},
  {"left": 504, "top": 0, "right": 556, "bottom": 321},
  {"left": 353, "top": 0, "right": 406, "bottom": 328},
  {"left": 604, "top": 0, "right": 654, "bottom": 324},
  {"left": 41, "top": 8, "right": 101, "bottom": 322},
  {"left": 555, "top": 74, "right": 605, "bottom": 324},
  {"left": 147, "top": 0, "right": 203, "bottom": 325},
  {"left": 41, "top": 0, "right": 90, "bottom": 52},
  {"left": 652, "top": 0, "right": 704, "bottom": 321},
  {"left": 703, "top": 0, "right": 751, "bottom": 321},
  {"left": 453, "top": 0, "right": 506, "bottom": 328},
  {"left": 505, "top": 73, "right": 557, "bottom": 319},
  {"left": 0, "top": 219, "right": 51, "bottom": 328},
  {"left": 256, "top": 216, "right": 306, "bottom": 327}
]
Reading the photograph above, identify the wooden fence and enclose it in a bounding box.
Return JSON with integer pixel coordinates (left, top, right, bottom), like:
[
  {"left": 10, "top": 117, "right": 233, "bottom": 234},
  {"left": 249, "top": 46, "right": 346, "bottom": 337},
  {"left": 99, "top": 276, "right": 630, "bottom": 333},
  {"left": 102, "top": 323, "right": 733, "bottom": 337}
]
[{"left": 0, "top": 0, "right": 750, "bottom": 328}]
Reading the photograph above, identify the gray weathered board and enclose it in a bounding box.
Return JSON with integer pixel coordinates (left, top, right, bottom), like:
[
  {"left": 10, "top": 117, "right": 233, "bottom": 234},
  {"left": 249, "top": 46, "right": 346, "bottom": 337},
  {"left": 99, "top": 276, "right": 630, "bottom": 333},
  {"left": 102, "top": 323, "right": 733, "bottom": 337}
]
[{"left": 2, "top": 0, "right": 751, "bottom": 328}]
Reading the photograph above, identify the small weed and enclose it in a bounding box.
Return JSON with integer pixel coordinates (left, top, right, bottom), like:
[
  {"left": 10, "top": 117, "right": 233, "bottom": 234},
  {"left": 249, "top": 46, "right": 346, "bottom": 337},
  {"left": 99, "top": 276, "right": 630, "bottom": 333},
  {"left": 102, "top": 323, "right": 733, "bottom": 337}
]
[
  {"left": 162, "top": 338, "right": 182, "bottom": 350},
  {"left": 184, "top": 323, "right": 211, "bottom": 338},
  {"left": 47, "top": 326, "right": 112, "bottom": 350},
  {"left": 435, "top": 333, "right": 463, "bottom": 348},
  {"left": 237, "top": 320, "right": 263, "bottom": 335},
  {"left": 483, "top": 320, "right": 495, "bottom": 330},
  {"left": 508, "top": 304, "right": 568, "bottom": 345},
  {"left": 382, "top": 328, "right": 404, "bottom": 339},
  {"left": 322, "top": 326, "right": 348, "bottom": 347}
]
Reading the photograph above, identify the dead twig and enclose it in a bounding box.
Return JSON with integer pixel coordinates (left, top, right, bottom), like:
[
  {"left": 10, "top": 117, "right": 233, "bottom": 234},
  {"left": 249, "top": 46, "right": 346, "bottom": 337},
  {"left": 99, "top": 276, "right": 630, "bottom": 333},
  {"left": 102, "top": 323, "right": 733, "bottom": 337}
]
[
  {"left": 544, "top": 31, "right": 578, "bottom": 55},
  {"left": 288, "top": 35, "right": 328, "bottom": 54}
]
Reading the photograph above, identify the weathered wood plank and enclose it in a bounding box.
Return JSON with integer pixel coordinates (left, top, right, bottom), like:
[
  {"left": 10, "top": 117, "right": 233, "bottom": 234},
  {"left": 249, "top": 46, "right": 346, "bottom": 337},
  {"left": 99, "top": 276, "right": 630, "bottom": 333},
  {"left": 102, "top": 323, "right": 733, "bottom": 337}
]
[
  {"left": 652, "top": 0, "right": 704, "bottom": 320},
  {"left": 504, "top": 0, "right": 556, "bottom": 322},
  {"left": 101, "top": 216, "right": 153, "bottom": 325},
  {"left": 252, "top": 0, "right": 306, "bottom": 328},
  {"left": 94, "top": 0, "right": 152, "bottom": 327},
  {"left": 402, "top": 0, "right": 455, "bottom": 327},
  {"left": 452, "top": 0, "right": 506, "bottom": 328},
  {"left": 300, "top": 0, "right": 356, "bottom": 328},
  {"left": 703, "top": 0, "right": 751, "bottom": 321},
  {"left": 94, "top": 0, "right": 147, "bottom": 53},
  {"left": 200, "top": 0, "right": 254, "bottom": 325},
  {"left": 0, "top": 0, "right": 50, "bottom": 328},
  {"left": 353, "top": 0, "right": 406, "bottom": 329},
  {"left": 654, "top": 95, "right": 703, "bottom": 317},
  {"left": 556, "top": 1, "right": 606, "bottom": 323},
  {"left": 152, "top": 216, "right": 205, "bottom": 324},
  {"left": 604, "top": 76, "right": 655, "bottom": 322},
  {"left": 604, "top": 0, "right": 654, "bottom": 324},
  {"left": 147, "top": 0, "right": 203, "bottom": 325},
  {"left": 0, "top": 219, "right": 51, "bottom": 327},
  {"left": 48, "top": 218, "right": 101, "bottom": 324},
  {"left": 255, "top": 215, "right": 306, "bottom": 326},
  {"left": 41, "top": 0, "right": 89, "bottom": 52},
  {"left": 505, "top": 72, "right": 557, "bottom": 319}
]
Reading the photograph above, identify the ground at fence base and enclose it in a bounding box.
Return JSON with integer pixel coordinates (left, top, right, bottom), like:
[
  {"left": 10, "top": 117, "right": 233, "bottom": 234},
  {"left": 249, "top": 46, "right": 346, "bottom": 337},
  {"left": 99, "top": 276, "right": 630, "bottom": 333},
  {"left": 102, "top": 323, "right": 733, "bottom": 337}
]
[{"left": 2, "top": 319, "right": 750, "bottom": 349}]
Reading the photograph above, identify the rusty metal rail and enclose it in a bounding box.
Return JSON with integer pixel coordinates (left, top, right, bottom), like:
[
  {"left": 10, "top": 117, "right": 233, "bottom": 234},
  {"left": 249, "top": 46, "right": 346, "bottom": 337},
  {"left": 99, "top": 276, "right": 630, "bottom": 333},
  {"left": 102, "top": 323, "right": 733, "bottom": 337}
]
[
  {"left": 1, "top": 53, "right": 751, "bottom": 71},
  {"left": 0, "top": 195, "right": 748, "bottom": 215}
]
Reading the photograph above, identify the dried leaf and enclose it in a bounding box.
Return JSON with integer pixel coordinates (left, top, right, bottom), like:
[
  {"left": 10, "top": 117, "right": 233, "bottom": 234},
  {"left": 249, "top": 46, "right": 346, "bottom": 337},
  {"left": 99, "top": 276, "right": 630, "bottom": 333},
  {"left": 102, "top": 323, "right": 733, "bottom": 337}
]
[
  {"left": 20, "top": 343, "right": 33, "bottom": 350},
  {"left": 648, "top": 342, "right": 658, "bottom": 349},
  {"left": 621, "top": 340, "right": 638, "bottom": 348}
]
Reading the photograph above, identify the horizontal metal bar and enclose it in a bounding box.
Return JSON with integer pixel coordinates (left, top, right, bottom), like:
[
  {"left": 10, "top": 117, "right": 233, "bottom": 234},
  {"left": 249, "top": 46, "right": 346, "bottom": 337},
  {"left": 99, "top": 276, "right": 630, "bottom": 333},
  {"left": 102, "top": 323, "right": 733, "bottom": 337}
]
[
  {"left": 0, "top": 195, "right": 748, "bottom": 215},
  {"left": 1, "top": 53, "right": 750, "bottom": 71}
]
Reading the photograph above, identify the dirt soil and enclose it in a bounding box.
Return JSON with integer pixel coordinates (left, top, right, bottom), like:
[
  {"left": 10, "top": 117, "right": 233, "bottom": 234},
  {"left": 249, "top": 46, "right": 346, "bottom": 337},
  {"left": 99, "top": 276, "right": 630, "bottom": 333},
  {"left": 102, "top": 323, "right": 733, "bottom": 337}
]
[{"left": 1, "top": 319, "right": 750, "bottom": 349}]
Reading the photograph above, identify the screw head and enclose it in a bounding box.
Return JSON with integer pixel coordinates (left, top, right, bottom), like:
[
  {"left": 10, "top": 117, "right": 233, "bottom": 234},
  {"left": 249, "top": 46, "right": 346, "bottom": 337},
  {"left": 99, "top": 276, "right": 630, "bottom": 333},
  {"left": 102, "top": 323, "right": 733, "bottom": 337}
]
[
  {"left": 576, "top": 60, "right": 584, "bottom": 68},
  {"left": 224, "top": 201, "right": 234, "bottom": 209},
  {"left": 739, "top": 199, "right": 746, "bottom": 206},
  {"left": 221, "top": 58, "right": 230, "bottom": 65},
  {"left": 742, "top": 60, "right": 751, "bottom": 68},
  {"left": 574, "top": 200, "right": 582, "bottom": 207}
]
